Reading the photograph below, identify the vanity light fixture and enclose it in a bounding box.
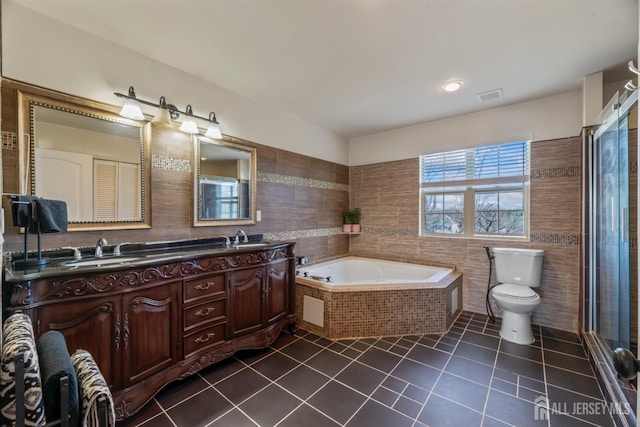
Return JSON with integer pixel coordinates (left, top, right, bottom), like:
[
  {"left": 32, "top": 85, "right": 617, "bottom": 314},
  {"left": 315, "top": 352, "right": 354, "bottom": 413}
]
[
  {"left": 179, "top": 105, "right": 200, "bottom": 134},
  {"left": 115, "top": 87, "right": 223, "bottom": 136},
  {"left": 205, "top": 112, "right": 222, "bottom": 139},
  {"left": 118, "top": 86, "right": 145, "bottom": 120},
  {"left": 151, "top": 96, "right": 174, "bottom": 127},
  {"left": 442, "top": 80, "right": 464, "bottom": 92}
]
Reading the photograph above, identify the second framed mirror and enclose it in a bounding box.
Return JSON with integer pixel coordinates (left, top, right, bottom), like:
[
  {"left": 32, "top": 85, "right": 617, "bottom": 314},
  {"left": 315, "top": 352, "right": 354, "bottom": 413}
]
[{"left": 193, "top": 135, "right": 257, "bottom": 227}]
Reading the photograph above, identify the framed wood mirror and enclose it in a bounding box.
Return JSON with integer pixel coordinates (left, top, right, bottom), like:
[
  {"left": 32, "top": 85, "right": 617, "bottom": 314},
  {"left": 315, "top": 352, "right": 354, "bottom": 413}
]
[
  {"left": 193, "top": 135, "right": 257, "bottom": 227},
  {"left": 17, "top": 90, "right": 151, "bottom": 231}
]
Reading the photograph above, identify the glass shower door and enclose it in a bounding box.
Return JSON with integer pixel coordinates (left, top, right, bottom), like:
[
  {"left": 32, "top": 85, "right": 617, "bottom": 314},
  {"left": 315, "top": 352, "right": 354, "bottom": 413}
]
[{"left": 592, "top": 91, "right": 631, "bottom": 351}]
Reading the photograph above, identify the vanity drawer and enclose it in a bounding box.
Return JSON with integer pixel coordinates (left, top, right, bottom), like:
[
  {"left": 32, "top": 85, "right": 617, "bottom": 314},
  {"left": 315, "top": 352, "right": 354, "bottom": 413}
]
[
  {"left": 183, "top": 323, "right": 226, "bottom": 358},
  {"left": 184, "top": 299, "right": 226, "bottom": 332},
  {"left": 184, "top": 274, "right": 226, "bottom": 303}
]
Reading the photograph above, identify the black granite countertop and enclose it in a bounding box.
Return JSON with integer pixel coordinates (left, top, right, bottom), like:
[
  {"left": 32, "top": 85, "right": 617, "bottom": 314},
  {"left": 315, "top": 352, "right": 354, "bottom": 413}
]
[{"left": 4, "top": 235, "right": 292, "bottom": 282}]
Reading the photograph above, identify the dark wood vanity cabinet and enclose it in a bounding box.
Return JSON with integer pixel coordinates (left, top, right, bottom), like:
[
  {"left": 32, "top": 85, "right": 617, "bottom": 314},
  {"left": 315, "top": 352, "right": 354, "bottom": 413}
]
[
  {"left": 35, "top": 295, "right": 122, "bottom": 388},
  {"left": 229, "top": 266, "right": 265, "bottom": 338},
  {"left": 121, "top": 283, "right": 181, "bottom": 387},
  {"left": 265, "top": 259, "right": 290, "bottom": 325},
  {"left": 3, "top": 243, "right": 296, "bottom": 420},
  {"left": 33, "top": 282, "right": 181, "bottom": 390},
  {"left": 229, "top": 258, "right": 290, "bottom": 339},
  {"left": 182, "top": 273, "right": 227, "bottom": 358}
]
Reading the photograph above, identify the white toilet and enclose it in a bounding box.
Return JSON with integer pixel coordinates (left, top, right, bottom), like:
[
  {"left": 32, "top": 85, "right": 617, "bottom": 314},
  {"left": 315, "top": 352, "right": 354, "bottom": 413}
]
[{"left": 491, "top": 247, "right": 544, "bottom": 345}]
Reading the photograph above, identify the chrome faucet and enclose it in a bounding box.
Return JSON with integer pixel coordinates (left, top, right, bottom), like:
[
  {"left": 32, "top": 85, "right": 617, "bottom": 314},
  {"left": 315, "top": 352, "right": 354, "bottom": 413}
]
[
  {"left": 113, "top": 242, "right": 129, "bottom": 256},
  {"left": 95, "top": 238, "right": 108, "bottom": 258},
  {"left": 218, "top": 236, "right": 231, "bottom": 248},
  {"left": 234, "top": 230, "right": 248, "bottom": 245},
  {"left": 62, "top": 246, "right": 82, "bottom": 260}
]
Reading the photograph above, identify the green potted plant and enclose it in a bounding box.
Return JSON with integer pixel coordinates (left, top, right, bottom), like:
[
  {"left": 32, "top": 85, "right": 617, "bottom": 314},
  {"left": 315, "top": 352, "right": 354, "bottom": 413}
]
[{"left": 342, "top": 208, "right": 361, "bottom": 233}]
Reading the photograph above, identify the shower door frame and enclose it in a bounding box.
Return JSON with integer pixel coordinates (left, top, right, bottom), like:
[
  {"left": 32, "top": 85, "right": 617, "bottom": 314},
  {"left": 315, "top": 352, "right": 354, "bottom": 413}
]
[
  {"left": 584, "top": 89, "right": 638, "bottom": 427},
  {"left": 589, "top": 91, "right": 633, "bottom": 350}
]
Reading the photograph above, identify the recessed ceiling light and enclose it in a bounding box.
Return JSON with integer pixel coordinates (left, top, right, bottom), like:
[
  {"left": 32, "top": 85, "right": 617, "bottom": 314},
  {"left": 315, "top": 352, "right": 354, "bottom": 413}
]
[{"left": 442, "top": 80, "right": 464, "bottom": 92}]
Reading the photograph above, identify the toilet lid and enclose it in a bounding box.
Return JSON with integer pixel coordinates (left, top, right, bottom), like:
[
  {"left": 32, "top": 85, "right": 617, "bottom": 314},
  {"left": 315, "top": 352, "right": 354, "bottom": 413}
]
[{"left": 492, "top": 284, "right": 539, "bottom": 299}]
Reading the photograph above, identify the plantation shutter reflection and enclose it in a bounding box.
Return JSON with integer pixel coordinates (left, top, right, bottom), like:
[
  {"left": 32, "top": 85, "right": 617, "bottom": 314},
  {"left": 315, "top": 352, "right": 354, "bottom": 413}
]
[
  {"left": 118, "top": 163, "right": 141, "bottom": 220},
  {"left": 94, "top": 160, "right": 117, "bottom": 221},
  {"left": 94, "top": 160, "right": 141, "bottom": 221}
]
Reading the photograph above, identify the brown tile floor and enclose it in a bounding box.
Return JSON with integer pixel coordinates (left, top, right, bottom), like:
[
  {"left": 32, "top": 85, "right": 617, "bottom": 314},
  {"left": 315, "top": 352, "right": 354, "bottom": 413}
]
[{"left": 116, "top": 312, "right": 622, "bottom": 427}]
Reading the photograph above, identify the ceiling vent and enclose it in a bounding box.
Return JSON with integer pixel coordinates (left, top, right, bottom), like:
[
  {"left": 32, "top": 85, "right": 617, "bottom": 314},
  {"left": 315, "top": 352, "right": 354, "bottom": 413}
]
[{"left": 478, "top": 88, "right": 503, "bottom": 103}]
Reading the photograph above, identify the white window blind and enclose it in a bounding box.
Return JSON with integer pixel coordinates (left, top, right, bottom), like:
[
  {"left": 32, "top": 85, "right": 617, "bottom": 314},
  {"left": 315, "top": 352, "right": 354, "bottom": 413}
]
[
  {"left": 421, "top": 141, "right": 529, "bottom": 185},
  {"left": 420, "top": 140, "right": 530, "bottom": 238}
]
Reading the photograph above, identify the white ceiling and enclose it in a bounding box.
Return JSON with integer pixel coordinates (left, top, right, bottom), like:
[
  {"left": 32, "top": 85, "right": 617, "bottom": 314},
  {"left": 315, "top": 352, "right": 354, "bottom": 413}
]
[{"left": 12, "top": 0, "right": 639, "bottom": 139}]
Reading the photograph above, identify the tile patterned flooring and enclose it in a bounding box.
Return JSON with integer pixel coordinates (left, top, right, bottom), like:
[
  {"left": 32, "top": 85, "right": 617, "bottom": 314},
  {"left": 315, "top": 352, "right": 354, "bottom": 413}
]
[{"left": 117, "top": 311, "right": 621, "bottom": 427}]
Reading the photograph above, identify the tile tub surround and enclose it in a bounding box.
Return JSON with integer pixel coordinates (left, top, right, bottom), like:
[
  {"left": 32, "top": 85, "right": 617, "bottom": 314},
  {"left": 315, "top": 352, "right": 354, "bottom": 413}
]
[
  {"left": 116, "top": 311, "right": 621, "bottom": 427},
  {"left": 295, "top": 272, "right": 463, "bottom": 339},
  {"left": 349, "top": 136, "right": 582, "bottom": 332}
]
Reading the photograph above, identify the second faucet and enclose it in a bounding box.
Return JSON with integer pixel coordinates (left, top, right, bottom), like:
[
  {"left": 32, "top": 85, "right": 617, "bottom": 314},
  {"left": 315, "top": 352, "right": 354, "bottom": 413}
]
[{"left": 234, "top": 230, "right": 248, "bottom": 245}]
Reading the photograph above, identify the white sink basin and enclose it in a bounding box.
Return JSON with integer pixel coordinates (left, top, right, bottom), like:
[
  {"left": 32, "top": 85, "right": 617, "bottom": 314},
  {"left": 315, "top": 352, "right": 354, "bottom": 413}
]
[{"left": 62, "top": 257, "right": 139, "bottom": 267}]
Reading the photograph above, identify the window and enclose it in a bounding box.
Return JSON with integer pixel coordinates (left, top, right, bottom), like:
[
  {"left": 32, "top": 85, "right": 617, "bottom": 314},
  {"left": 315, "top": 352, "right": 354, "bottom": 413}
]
[{"left": 420, "top": 141, "right": 529, "bottom": 238}]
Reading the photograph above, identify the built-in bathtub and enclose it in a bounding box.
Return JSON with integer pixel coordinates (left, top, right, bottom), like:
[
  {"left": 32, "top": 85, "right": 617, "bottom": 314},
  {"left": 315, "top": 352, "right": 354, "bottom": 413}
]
[{"left": 295, "top": 256, "right": 463, "bottom": 339}]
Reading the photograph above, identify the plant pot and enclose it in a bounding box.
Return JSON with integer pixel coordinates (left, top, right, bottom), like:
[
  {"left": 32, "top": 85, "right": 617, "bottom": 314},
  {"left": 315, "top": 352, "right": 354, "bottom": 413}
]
[
  {"left": 343, "top": 224, "right": 352, "bottom": 233},
  {"left": 351, "top": 224, "right": 361, "bottom": 233}
]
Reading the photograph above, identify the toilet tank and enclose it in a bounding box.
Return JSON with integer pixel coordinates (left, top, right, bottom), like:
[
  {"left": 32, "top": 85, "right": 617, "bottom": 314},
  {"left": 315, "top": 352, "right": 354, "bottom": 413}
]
[{"left": 493, "top": 247, "right": 544, "bottom": 287}]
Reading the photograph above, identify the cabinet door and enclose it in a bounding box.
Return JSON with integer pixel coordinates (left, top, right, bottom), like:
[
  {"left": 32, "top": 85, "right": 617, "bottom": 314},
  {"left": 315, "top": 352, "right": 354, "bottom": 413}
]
[
  {"left": 36, "top": 296, "right": 121, "bottom": 388},
  {"left": 265, "top": 259, "right": 289, "bottom": 325},
  {"left": 229, "top": 267, "right": 264, "bottom": 338},
  {"left": 121, "top": 283, "right": 181, "bottom": 386}
]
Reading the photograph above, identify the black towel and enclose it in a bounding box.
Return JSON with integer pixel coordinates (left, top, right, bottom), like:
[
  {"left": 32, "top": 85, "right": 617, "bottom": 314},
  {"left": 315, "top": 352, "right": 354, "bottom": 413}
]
[
  {"left": 32, "top": 199, "right": 68, "bottom": 233},
  {"left": 37, "top": 331, "right": 79, "bottom": 427},
  {"left": 10, "top": 195, "right": 38, "bottom": 228}
]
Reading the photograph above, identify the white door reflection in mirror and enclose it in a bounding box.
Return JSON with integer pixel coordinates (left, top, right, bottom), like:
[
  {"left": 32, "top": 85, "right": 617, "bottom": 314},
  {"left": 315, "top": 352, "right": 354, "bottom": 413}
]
[{"left": 31, "top": 104, "right": 143, "bottom": 223}]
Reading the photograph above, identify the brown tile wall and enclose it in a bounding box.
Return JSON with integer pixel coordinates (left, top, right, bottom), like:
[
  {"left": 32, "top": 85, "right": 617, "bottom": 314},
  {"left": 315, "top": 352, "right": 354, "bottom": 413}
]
[
  {"left": 349, "top": 136, "right": 583, "bottom": 332},
  {"left": 0, "top": 83, "right": 350, "bottom": 261}
]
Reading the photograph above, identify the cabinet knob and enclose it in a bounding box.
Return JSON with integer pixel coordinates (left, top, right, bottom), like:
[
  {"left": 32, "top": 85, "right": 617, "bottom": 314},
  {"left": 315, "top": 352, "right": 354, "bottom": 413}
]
[
  {"left": 194, "top": 332, "right": 215, "bottom": 343},
  {"left": 194, "top": 307, "right": 216, "bottom": 317}
]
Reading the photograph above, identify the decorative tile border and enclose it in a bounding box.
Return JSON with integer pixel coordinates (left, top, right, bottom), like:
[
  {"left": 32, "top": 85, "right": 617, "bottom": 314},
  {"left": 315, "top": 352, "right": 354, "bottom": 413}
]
[
  {"left": 530, "top": 166, "right": 580, "bottom": 180},
  {"left": 2, "top": 131, "right": 17, "bottom": 150},
  {"left": 362, "top": 227, "right": 419, "bottom": 237},
  {"left": 352, "top": 228, "right": 580, "bottom": 246},
  {"left": 529, "top": 233, "right": 580, "bottom": 245},
  {"left": 265, "top": 227, "right": 343, "bottom": 241},
  {"left": 257, "top": 171, "right": 349, "bottom": 192},
  {"left": 152, "top": 154, "right": 191, "bottom": 172}
]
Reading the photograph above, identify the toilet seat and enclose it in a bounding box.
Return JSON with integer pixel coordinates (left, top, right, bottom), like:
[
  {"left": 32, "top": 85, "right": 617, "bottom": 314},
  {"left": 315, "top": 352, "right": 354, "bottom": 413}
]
[{"left": 492, "top": 284, "right": 539, "bottom": 300}]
